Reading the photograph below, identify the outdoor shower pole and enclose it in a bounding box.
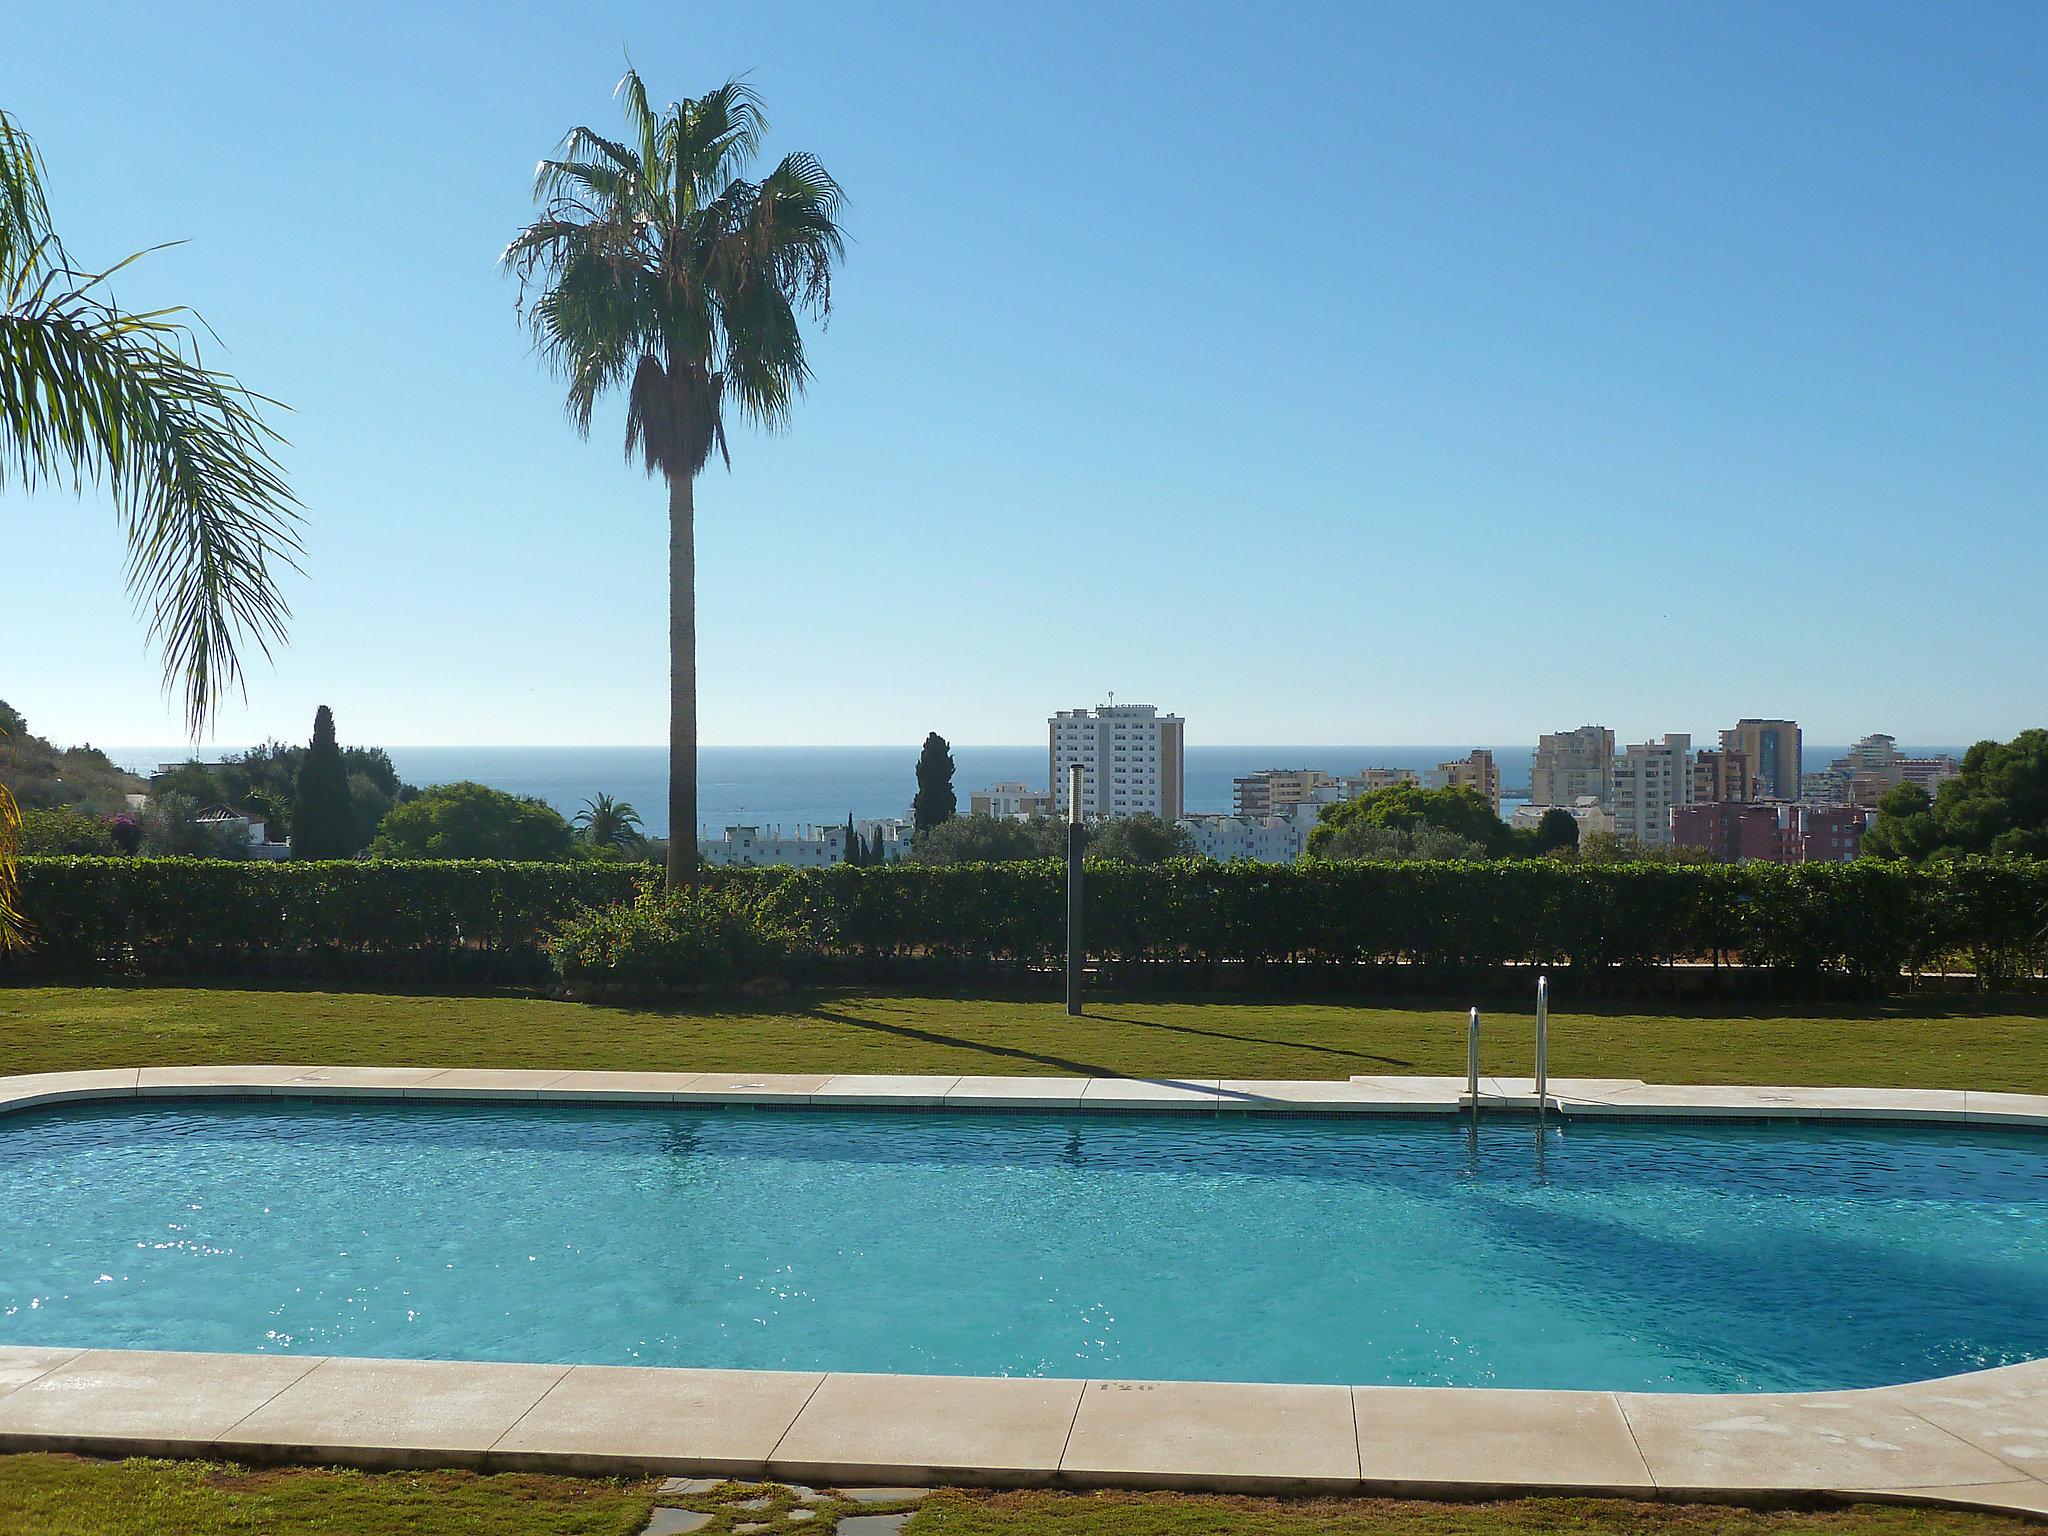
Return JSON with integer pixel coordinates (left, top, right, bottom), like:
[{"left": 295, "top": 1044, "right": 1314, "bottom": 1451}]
[
  {"left": 1066, "top": 763, "right": 1085, "bottom": 1016},
  {"left": 1535, "top": 973, "right": 1549, "bottom": 1109},
  {"left": 1466, "top": 1007, "right": 1481, "bottom": 1105}
]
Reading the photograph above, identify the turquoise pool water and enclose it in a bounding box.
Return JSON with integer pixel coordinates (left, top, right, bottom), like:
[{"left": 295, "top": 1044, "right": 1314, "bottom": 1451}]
[{"left": 2, "top": 1099, "right": 2043, "bottom": 1392}]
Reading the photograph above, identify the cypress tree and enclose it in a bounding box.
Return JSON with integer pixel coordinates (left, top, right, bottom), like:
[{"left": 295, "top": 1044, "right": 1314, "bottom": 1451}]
[
  {"left": 844, "top": 812, "right": 860, "bottom": 867},
  {"left": 912, "top": 732, "right": 957, "bottom": 834},
  {"left": 291, "top": 705, "right": 356, "bottom": 858}
]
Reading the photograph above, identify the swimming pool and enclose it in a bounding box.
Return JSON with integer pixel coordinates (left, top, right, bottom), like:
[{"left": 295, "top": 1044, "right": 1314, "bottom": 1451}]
[{"left": 2, "top": 1098, "right": 2043, "bottom": 1393}]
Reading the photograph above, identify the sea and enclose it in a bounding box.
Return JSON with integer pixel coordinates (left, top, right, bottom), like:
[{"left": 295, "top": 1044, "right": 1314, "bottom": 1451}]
[{"left": 108, "top": 743, "right": 1954, "bottom": 841}]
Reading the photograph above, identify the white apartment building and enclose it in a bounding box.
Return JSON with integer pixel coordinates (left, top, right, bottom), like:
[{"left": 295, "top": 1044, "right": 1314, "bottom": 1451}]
[
  {"left": 698, "top": 818, "right": 914, "bottom": 868},
  {"left": 1049, "top": 703, "right": 1186, "bottom": 821},
  {"left": 1530, "top": 726, "right": 1615, "bottom": 807},
  {"left": 1179, "top": 799, "right": 1327, "bottom": 864},
  {"left": 969, "top": 782, "right": 1052, "bottom": 819},
  {"left": 1610, "top": 734, "right": 1692, "bottom": 846},
  {"left": 1510, "top": 795, "right": 1616, "bottom": 840}
]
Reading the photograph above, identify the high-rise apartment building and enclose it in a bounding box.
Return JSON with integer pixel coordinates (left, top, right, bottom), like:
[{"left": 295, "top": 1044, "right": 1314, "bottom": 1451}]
[
  {"left": 1690, "top": 747, "right": 1756, "bottom": 803},
  {"left": 1719, "top": 720, "right": 1802, "bottom": 801},
  {"left": 1530, "top": 726, "right": 1615, "bottom": 807},
  {"left": 1346, "top": 767, "right": 1421, "bottom": 796},
  {"left": 1611, "top": 734, "right": 1692, "bottom": 846},
  {"left": 1232, "top": 769, "right": 1338, "bottom": 818},
  {"left": 1424, "top": 749, "right": 1501, "bottom": 811},
  {"left": 1049, "top": 703, "right": 1186, "bottom": 821}
]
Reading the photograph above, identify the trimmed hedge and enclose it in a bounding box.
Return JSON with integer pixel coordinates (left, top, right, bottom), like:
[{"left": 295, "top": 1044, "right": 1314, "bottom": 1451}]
[
  {"left": 10, "top": 858, "right": 649, "bottom": 981},
  {"left": 7, "top": 855, "right": 2046, "bottom": 994}
]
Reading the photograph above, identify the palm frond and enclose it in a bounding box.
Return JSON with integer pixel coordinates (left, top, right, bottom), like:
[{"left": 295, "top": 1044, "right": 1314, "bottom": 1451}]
[
  {"left": 0, "top": 766, "right": 23, "bottom": 952},
  {"left": 1, "top": 267, "right": 302, "bottom": 735},
  {"left": 1, "top": 108, "right": 300, "bottom": 739}
]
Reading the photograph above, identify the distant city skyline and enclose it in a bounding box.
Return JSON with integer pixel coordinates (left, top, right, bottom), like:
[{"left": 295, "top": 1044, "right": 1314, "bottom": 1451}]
[{"left": 6, "top": 2, "right": 2044, "bottom": 749}]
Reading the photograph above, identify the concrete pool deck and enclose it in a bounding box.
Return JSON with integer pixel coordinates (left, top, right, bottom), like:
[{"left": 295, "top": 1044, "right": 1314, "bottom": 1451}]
[{"left": 3, "top": 1065, "right": 2047, "bottom": 1516}]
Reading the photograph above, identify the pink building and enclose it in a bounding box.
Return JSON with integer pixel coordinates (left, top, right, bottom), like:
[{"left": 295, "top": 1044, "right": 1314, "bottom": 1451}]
[{"left": 1670, "top": 802, "right": 1869, "bottom": 864}]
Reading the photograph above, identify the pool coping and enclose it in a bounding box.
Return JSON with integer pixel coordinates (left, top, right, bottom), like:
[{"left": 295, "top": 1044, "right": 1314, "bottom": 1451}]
[{"left": 4, "top": 1065, "right": 2048, "bottom": 1517}]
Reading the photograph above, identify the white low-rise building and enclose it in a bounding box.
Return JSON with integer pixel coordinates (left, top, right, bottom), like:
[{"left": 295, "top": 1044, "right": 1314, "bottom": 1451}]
[
  {"left": 969, "top": 782, "right": 1052, "bottom": 819},
  {"left": 698, "top": 818, "right": 915, "bottom": 868},
  {"left": 1179, "top": 799, "right": 1330, "bottom": 864},
  {"left": 196, "top": 805, "right": 290, "bottom": 860}
]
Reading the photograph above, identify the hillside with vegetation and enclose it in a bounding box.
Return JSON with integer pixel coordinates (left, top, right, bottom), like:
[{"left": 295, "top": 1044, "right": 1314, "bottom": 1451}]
[{"left": 0, "top": 700, "right": 145, "bottom": 815}]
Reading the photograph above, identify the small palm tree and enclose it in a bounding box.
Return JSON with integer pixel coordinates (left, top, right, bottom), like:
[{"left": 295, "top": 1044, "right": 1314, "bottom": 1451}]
[
  {"left": 574, "top": 792, "right": 645, "bottom": 851},
  {"left": 504, "top": 69, "right": 844, "bottom": 886},
  {"left": 0, "top": 110, "right": 300, "bottom": 946}
]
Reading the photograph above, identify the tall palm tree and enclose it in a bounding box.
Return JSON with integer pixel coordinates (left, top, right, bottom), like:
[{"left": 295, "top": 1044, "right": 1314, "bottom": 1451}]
[
  {"left": 573, "top": 791, "right": 645, "bottom": 850},
  {"left": 0, "top": 109, "right": 300, "bottom": 947},
  {"left": 504, "top": 69, "right": 844, "bottom": 887}
]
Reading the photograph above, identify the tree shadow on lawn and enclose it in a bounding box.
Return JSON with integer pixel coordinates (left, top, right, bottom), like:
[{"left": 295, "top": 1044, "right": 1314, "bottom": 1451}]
[{"left": 796, "top": 998, "right": 1421, "bottom": 1074}]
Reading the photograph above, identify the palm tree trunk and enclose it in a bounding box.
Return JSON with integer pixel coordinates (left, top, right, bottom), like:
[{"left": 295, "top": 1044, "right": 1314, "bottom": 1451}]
[{"left": 667, "top": 473, "right": 699, "bottom": 888}]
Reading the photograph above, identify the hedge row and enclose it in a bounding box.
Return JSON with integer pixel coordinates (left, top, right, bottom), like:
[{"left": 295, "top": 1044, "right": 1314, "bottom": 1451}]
[
  {"left": 10, "top": 858, "right": 649, "bottom": 980},
  {"left": 7, "top": 855, "right": 2046, "bottom": 992},
  {"left": 751, "top": 858, "right": 2048, "bottom": 990}
]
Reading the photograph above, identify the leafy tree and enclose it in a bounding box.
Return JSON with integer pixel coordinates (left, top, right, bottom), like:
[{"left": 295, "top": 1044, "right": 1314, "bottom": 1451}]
[
  {"left": 1574, "top": 831, "right": 1715, "bottom": 865},
  {"left": 347, "top": 773, "right": 395, "bottom": 853},
  {"left": 574, "top": 792, "right": 646, "bottom": 851},
  {"left": 912, "top": 733, "right": 957, "bottom": 834},
  {"left": 1532, "top": 806, "right": 1580, "bottom": 855},
  {"left": 506, "top": 70, "right": 844, "bottom": 887},
  {"left": 138, "top": 793, "right": 249, "bottom": 858},
  {"left": 290, "top": 706, "right": 355, "bottom": 859},
  {"left": 1314, "top": 822, "right": 1493, "bottom": 862},
  {"left": 1306, "top": 783, "right": 1513, "bottom": 859},
  {"left": 1865, "top": 730, "right": 2048, "bottom": 861},
  {"left": 17, "top": 806, "right": 115, "bottom": 855},
  {"left": 1087, "top": 813, "right": 1196, "bottom": 865},
  {"left": 1863, "top": 783, "right": 1941, "bottom": 862},
  {"left": 367, "top": 782, "right": 577, "bottom": 861},
  {"left": 907, "top": 814, "right": 1065, "bottom": 865},
  {"left": 1, "top": 111, "right": 300, "bottom": 943}
]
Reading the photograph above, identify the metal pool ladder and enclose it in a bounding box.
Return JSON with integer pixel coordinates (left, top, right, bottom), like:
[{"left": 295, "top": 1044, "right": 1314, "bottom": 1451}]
[{"left": 1465, "top": 974, "right": 1553, "bottom": 1114}]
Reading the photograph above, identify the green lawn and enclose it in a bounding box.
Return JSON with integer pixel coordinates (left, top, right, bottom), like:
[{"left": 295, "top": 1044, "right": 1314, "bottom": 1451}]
[
  {"left": 0, "top": 1460, "right": 2038, "bottom": 1536},
  {"left": 4, "top": 982, "right": 2047, "bottom": 1090}
]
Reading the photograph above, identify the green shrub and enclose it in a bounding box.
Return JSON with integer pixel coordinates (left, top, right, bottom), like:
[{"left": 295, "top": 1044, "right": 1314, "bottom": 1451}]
[
  {"left": 17, "top": 807, "right": 117, "bottom": 856},
  {"left": 549, "top": 887, "right": 799, "bottom": 996}
]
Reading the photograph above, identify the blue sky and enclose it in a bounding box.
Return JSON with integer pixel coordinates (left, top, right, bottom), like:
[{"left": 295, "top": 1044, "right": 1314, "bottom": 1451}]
[{"left": 4, "top": 1, "right": 2043, "bottom": 750}]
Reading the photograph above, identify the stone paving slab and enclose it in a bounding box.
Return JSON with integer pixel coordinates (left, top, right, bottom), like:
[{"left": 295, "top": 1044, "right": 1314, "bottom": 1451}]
[
  {"left": 1354, "top": 1386, "right": 1654, "bottom": 1495},
  {"left": 943, "top": 1077, "right": 1092, "bottom": 1109},
  {"left": 0, "top": 1348, "right": 325, "bottom": 1455},
  {"left": 496, "top": 1364, "right": 824, "bottom": 1475},
  {"left": 768, "top": 1372, "right": 1084, "bottom": 1487},
  {"left": 1062, "top": 1379, "right": 1359, "bottom": 1492},
  {"left": 272, "top": 1065, "right": 450, "bottom": 1096},
  {"left": 1216, "top": 1080, "right": 1429, "bottom": 1111},
  {"left": 0, "top": 1348, "right": 86, "bottom": 1403},
  {"left": 1966, "top": 1092, "right": 2048, "bottom": 1127},
  {"left": 813, "top": 1076, "right": 961, "bottom": 1107},
  {"left": 218, "top": 1355, "right": 570, "bottom": 1467},
  {"left": 1880, "top": 1359, "right": 2048, "bottom": 1477},
  {"left": 404, "top": 1068, "right": 578, "bottom": 1099},
  {"left": 1617, "top": 1388, "right": 2026, "bottom": 1494},
  {"left": 540, "top": 1070, "right": 703, "bottom": 1102},
  {"left": 0, "top": 1067, "right": 141, "bottom": 1110},
  {"left": 677, "top": 1073, "right": 834, "bottom": 1102},
  {"left": 1078, "top": 1079, "right": 1224, "bottom": 1109},
  {"left": 136, "top": 1064, "right": 311, "bottom": 1096}
]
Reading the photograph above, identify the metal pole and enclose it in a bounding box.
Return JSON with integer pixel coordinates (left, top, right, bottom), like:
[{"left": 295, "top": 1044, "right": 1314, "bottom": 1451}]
[
  {"left": 1066, "top": 764, "right": 1085, "bottom": 1016},
  {"left": 1534, "top": 973, "right": 1549, "bottom": 1109},
  {"left": 1466, "top": 1006, "right": 1481, "bottom": 1105}
]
